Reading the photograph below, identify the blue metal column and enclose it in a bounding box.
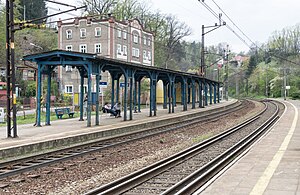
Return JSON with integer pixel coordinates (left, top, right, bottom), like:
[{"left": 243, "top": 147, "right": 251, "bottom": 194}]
[
  {"left": 168, "top": 83, "right": 171, "bottom": 113},
  {"left": 209, "top": 82, "right": 213, "bottom": 105},
  {"left": 79, "top": 70, "right": 84, "bottom": 121},
  {"left": 191, "top": 79, "right": 195, "bottom": 109},
  {"left": 205, "top": 82, "right": 208, "bottom": 106},
  {"left": 129, "top": 72, "right": 133, "bottom": 120},
  {"left": 174, "top": 83, "right": 177, "bottom": 107},
  {"left": 87, "top": 64, "right": 92, "bottom": 127},
  {"left": 111, "top": 76, "right": 115, "bottom": 109},
  {"left": 149, "top": 77, "right": 153, "bottom": 117},
  {"left": 187, "top": 85, "right": 191, "bottom": 104},
  {"left": 36, "top": 64, "right": 42, "bottom": 127},
  {"left": 95, "top": 73, "right": 100, "bottom": 125},
  {"left": 171, "top": 81, "right": 175, "bottom": 113},
  {"left": 124, "top": 72, "right": 128, "bottom": 121},
  {"left": 181, "top": 82, "right": 184, "bottom": 105},
  {"left": 213, "top": 83, "right": 217, "bottom": 104},
  {"left": 45, "top": 69, "right": 51, "bottom": 125},
  {"left": 183, "top": 78, "right": 187, "bottom": 111},
  {"left": 116, "top": 78, "right": 120, "bottom": 103},
  {"left": 138, "top": 80, "right": 141, "bottom": 112},
  {"left": 217, "top": 83, "right": 220, "bottom": 103},
  {"left": 199, "top": 80, "right": 203, "bottom": 108},
  {"left": 153, "top": 80, "right": 157, "bottom": 116},
  {"left": 163, "top": 81, "right": 167, "bottom": 109},
  {"left": 133, "top": 79, "right": 137, "bottom": 113}
]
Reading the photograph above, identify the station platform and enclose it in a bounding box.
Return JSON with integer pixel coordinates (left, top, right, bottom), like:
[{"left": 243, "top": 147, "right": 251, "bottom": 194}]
[
  {"left": 0, "top": 100, "right": 238, "bottom": 160},
  {"left": 201, "top": 99, "right": 300, "bottom": 195}
]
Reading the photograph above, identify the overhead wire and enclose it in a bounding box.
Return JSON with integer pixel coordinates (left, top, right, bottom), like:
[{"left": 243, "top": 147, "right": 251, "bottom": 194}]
[{"left": 197, "top": 0, "right": 300, "bottom": 65}]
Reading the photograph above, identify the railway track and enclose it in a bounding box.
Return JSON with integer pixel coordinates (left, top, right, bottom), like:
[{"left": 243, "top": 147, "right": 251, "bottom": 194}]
[
  {"left": 0, "top": 100, "right": 245, "bottom": 181},
  {"left": 86, "top": 100, "right": 280, "bottom": 195}
]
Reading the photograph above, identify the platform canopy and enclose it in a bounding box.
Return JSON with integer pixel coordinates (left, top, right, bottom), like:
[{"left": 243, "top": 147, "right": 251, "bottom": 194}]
[{"left": 24, "top": 50, "right": 222, "bottom": 127}]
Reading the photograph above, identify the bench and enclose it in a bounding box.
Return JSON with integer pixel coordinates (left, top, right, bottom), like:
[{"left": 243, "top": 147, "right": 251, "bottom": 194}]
[{"left": 55, "top": 108, "right": 75, "bottom": 119}]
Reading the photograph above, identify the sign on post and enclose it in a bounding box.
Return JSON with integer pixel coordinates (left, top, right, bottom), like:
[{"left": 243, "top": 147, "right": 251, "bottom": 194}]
[
  {"left": 120, "top": 82, "right": 129, "bottom": 87},
  {"left": 99, "top": 81, "right": 107, "bottom": 88}
]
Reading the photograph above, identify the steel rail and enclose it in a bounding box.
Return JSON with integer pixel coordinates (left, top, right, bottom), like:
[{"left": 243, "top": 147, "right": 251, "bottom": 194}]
[
  {"left": 0, "top": 100, "right": 243, "bottom": 180},
  {"left": 164, "top": 101, "right": 279, "bottom": 194},
  {"left": 85, "top": 101, "right": 270, "bottom": 195}
]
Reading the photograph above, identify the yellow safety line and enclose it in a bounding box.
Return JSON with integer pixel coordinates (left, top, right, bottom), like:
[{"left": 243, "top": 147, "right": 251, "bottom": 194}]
[{"left": 250, "top": 101, "right": 298, "bottom": 195}]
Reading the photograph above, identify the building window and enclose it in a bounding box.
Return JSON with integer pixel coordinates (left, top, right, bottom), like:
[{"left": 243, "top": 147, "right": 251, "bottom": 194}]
[
  {"left": 66, "top": 29, "right": 72, "bottom": 39},
  {"left": 66, "top": 45, "right": 72, "bottom": 51},
  {"left": 65, "top": 85, "right": 73, "bottom": 94},
  {"left": 80, "top": 28, "right": 86, "bottom": 38},
  {"left": 132, "top": 47, "right": 139, "bottom": 57},
  {"left": 143, "top": 36, "right": 146, "bottom": 45},
  {"left": 133, "top": 34, "right": 138, "bottom": 43},
  {"left": 66, "top": 65, "right": 73, "bottom": 72},
  {"left": 143, "top": 50, "right": 147, "bottom": 60},
  {"left": 148, "top": 37, "right": 151, "bottom": 46},
  {"left": 123, "top": 45, "right": 127, "bottom": 56},
  {"left": 95, "top": 27, "right": 101, "bottom": 37},
  {"left": 123, "top": 31, "right": 127, "bottom": 39},
  {"left": 117, "top": 29, "right": 122, "bottom": 38},
  {"left": 95, "top": 43, "right": 101, "bottom": 53},
  {"left": 148, "top": 51, "right": 151, "bottom": 60},
  {"left": 80, "top": 44, "right": 87, "bottom": 53},
  {"left": 117, "top": 44, "right": 122, "bottom": 54},
  {"left": 79, "top": 85, "right": 88, "bottom": 94}
]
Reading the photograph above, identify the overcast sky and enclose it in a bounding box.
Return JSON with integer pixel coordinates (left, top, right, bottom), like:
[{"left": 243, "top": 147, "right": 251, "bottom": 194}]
[{"left": 3, "top": 0, "right": 299, "bottom": 53}]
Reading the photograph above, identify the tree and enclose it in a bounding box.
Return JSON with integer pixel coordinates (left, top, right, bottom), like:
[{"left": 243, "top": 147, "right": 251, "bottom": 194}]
[{"left": 18, "top": 0, "right": 47, "bottom": 22}]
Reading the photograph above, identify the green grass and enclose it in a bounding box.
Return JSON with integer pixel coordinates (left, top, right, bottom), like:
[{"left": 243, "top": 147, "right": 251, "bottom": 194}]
[
  {"left": 192, "top": 133, "right": 214, "bottom": 143},
  {"left": 0, "top": 111, "right": 83, "bottom": 127}
]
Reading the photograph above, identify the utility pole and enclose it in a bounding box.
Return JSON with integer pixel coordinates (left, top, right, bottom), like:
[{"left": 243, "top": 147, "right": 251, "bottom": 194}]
[
  {"left": 283, "top": 67, "right": 287, "bottom": 100},
  {"left": 200, "top": 14, "right": 226, "bottom": 106},
  {"left": 224, "top": 45, "right": 230, "bottom": 101},
  {"left": 200, "top": 14, "right": 226, "bottom": 77},
  {"left": 6, "top": 0, "right": 17, "bottom": 138}
]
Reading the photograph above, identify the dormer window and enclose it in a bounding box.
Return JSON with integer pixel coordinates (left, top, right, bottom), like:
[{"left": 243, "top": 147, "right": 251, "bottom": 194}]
[
  {"left": 143, "top": 36, "right": 146, "bottom": 45},
  {"left": 80, "top": 28, "right": 86, "bottom": 38},
  {"left": 66, "top": 29, "right": 72, "bottom": 39},
  {"left": 148, "top": 37, "right": 151, "bottom": 46},
  {"left": 95, "top": 27, "right": 101, "bottom": 37}
]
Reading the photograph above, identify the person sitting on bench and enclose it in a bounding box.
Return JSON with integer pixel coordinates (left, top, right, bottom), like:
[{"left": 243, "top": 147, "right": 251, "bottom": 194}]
[{"left": 102, "top": 103, "right": 117, "bottom": 117}]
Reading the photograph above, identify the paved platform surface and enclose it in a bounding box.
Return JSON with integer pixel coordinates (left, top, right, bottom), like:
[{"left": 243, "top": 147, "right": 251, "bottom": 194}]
[
  {"left": 0, "top": 100, "right": 236, "bottom": 152},
  {"left": 201, "top": 99, "right": 300, "bottom": 195}
]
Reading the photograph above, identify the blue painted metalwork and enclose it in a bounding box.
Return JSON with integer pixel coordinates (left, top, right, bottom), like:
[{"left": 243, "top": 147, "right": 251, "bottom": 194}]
[
  {"left": 87, "top": 62, "right": 92, "bottom": 127},
  {"left": 205, "top": 82, "right": 208, "bottom": 106},
  {"left": 213, "top": 83, "right": 217, "bottom": 104},
  {"left": 217, "top": 83, "right": 220, "bottom": 103},
  {"left": 96, "top": 73, "right": 100, "bottom": 125},
  {"left": 181, "top": 82, "right": 184, "bottom": 105},
  {"left": 116, "top": 79, "right": 120, "bottom": 104},
  {"left": 79, "top": 70, "right": 84, "bottom": 121},
  {"left": 171, "top": 81, "right": 175, "bottom": 113},
  {"left": 133, "top": 80, "right": 137, "bottom": 113},
  {"left": 209, "top": 82, "right": 213, "bottom": 105},
  {"left": 124, "top": 72, "right": 128, "bottom": 121},
  {"left": 129, "top": 71, "right": 134, "bottom": 120},
  {"left": 163, "top": 81, "right": 167, "bottom": 109},
  {"left": 24, "top": 50, "right": 222, "bottom": 128},
  {"left": 36, "top": 64, "right": 42, "bottom": 127},
  {"left": 138, "top": 80, "right": 141, "bottom": 112},
  {"left": 111, "top": 75, "right": 115, "bottom": 109},
  {"left": 182, "top": 78, "right": 187, "bottom": 111},
  {"left": 191, "top": 79, "right": 196, "bottom": 109},
  {"left": 46, "top": 69, "right": 51, "bottom": 125}
]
